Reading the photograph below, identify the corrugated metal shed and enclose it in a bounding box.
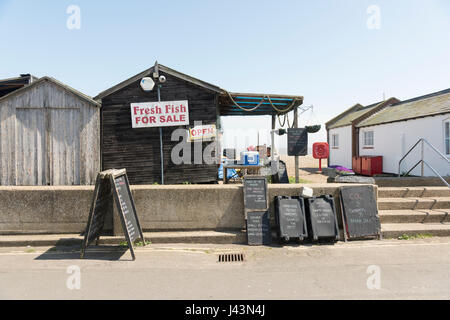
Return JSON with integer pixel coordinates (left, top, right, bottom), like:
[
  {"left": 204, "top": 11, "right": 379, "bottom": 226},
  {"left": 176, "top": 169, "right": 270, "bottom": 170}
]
[
  {"left": 358, "top": 88, "right": 450, "bottom": 128},
  {"left": 0, "top": 77, "right": 100, "bottom": 186}
]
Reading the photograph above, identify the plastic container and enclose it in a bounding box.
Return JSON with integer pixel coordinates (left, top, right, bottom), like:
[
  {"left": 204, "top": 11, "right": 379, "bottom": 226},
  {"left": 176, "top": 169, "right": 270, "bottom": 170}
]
[
  {"left": 352, "top": 157, "right": 362, "bottom": 174},
  {"left": 239, "top": 151, "right": 260, "bottom": 165},
  {"left": 361, "top": 156, "right": 383, "bottom": 176}
]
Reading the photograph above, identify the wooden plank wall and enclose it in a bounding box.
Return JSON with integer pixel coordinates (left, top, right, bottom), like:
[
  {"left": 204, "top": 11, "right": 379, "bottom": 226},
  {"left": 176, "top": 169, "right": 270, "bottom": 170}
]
[
  {"left": 101, "top": 72, "right": 219, "bottom": 185},
  {"left": 0, "top": 79, "right": 100, "bottom": 186}
]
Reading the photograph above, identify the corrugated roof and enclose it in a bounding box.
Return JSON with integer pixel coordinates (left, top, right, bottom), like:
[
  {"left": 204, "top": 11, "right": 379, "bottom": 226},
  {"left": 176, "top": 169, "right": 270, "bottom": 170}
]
[
  {"left": 219, "top": 92, "right": 303, "bottom": 116},
  {"left": 357, "top": 88, "right": 450, "bottom": 127},
  {"left": 327, "top": 101, "right": 383, "bottom": 129},
  {"left": 0, "top": 74, "right": 38, "bottom": 98},
  {"left": 0, "top": 76, "right": 100, "bottom": 107}
]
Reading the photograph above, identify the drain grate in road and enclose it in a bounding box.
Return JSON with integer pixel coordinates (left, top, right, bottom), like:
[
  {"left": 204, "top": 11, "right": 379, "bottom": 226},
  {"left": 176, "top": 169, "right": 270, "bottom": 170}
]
[{"left": 218, "top": 253, "right": 245, "bottom": 263}]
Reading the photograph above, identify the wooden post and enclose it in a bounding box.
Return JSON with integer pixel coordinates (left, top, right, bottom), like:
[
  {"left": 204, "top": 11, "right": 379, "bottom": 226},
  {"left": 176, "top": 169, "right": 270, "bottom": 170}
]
[{"left": 294, "top": 107, "right": 299, "bottom": 183}]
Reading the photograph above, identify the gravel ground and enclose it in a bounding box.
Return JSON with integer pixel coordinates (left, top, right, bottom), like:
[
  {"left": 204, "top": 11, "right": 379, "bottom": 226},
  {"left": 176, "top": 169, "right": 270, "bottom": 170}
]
[{"left": 280, "top": 155, "right": 329, "bottom": 183}]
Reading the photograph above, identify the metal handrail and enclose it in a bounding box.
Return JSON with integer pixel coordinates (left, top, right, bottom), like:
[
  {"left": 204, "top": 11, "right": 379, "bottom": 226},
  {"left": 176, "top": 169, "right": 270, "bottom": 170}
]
[{"left": 398, "top": 138, "right": 450, "bottom": 188}]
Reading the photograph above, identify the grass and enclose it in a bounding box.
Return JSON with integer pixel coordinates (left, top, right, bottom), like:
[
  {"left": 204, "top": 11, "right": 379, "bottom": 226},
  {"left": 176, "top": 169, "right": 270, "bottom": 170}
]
[
  {"left": 25, "top": 247, "right": 36, "bottom": 253},
  {"left": 119, "top": 240, "right": 152, "bottom": 247},
  {"left": 398, "top": 233, "right": 434, "bottom": 240}
]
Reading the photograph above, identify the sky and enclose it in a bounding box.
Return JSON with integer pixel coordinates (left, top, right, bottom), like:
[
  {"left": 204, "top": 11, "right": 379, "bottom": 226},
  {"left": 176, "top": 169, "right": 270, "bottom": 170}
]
[{"left": 1, "top": 0, "right": 449, "bottom": 153}]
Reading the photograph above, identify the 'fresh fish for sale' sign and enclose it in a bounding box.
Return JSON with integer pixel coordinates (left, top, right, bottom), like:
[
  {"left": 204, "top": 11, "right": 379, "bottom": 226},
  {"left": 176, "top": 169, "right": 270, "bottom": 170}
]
[{"left": 130, "top": 100, "right": 189, "bottom": 128}]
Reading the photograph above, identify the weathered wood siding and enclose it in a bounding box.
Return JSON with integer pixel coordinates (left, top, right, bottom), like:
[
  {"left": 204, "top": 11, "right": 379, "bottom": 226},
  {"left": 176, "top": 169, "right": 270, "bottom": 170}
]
[
  {"left": 0, "top": 79, "right": 100, "bottom": 185},
  {"left": 101, "top": 72, "right": 219, "bottom": 185}
]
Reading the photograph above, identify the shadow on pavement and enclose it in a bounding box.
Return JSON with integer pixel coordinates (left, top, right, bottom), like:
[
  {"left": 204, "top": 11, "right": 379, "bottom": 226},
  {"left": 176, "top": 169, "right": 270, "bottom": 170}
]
[
  {"left": 300, "top": 167, "right": 327, "bottom": 175},
  {"left": 34, "top": 239, "right": 131, "bottom": 261}
]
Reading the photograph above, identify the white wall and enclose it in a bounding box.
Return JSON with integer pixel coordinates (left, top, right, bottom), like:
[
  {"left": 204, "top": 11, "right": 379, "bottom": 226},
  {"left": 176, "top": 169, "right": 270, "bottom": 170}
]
[
  {"left": 328, "top": 126, "right": 352, "bottom": 169},
  {"left": 359, "top": 113, "right": 450, "bottom": 177}
]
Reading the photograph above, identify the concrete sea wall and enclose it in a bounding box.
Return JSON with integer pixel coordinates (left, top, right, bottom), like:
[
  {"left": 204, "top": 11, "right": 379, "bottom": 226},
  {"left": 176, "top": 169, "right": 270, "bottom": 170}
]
[{"left": 0, "top": 184, "right": 377, "bottom": 235}]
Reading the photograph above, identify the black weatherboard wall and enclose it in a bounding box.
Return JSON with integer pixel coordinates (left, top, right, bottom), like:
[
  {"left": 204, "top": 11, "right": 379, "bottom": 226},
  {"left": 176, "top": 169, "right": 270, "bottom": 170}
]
[{"left": 98, "top": 66, "right": 220, "bottom": 185}]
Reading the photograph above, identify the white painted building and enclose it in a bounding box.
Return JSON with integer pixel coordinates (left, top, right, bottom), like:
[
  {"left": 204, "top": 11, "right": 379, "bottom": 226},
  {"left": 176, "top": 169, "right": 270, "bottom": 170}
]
[
  {"left": 328, "top": 125, "right": 353, "bottom": 169},
  {"left": 326, "top": 88, "right": 450, "bottom": 177},
  {"left": 326, "top": 99, "right": 396, "bottom": 169}
]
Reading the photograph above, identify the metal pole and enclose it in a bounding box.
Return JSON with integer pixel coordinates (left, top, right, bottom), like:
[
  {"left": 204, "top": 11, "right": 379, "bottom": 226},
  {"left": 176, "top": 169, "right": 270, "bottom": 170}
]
[
  {"left": 294, "top": 106, "right": 299, "bottom": 183},
  {"left": 421, "top": 139, "right": 424, "bottom": 177},
  {"left": 271, "top": 115, "right": 276, "bottom": 163},
  {"left": 158, "top": 85, "right": 164, "bottom": 185},
  {"left": 271, "top": 115, "right": 277, "bottom": 176}
]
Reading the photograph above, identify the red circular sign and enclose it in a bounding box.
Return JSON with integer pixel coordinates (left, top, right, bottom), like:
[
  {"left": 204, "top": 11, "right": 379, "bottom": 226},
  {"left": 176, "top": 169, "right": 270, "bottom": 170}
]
[{"left": 313, "top": 143, "right": 329, "bottom": 159}]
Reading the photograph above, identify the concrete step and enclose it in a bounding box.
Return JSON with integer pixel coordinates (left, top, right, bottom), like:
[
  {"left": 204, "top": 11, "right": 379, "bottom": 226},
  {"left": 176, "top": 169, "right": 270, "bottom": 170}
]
[
  {"left": 379, "top": 209, "right": 450, "bottom": 224},
  {"left": 378, "top": 197, "right": 450, "bottom": 210},
  {"left": 382, "top": 223, "right": 450, "bottom": 239},
  {"left": 374, "top": 176, "right": 450, "bottom": 188},
  {"left": 378, "top": 187, "right": 450, "bottom": 199},
  {"left": 0, "top": 230, "right": 247, "bottom": 247}
]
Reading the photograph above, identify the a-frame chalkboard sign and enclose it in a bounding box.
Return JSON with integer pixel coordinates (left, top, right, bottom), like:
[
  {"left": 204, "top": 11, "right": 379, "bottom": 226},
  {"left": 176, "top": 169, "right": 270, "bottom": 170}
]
[{"left": 80, "top": 169, "right": 145, "bottom": 260}]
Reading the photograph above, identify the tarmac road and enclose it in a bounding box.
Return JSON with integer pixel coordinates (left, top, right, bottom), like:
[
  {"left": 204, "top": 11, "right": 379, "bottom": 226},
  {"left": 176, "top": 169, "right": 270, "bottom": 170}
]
[{"left": 1, "top": 237, "right": 450, "bottom": 300}]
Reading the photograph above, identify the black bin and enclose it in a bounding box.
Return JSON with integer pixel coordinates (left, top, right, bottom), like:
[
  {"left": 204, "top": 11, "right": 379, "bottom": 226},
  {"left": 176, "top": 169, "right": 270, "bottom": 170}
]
[
  {"left": 274, "top": 196, "right": 308, "bottom": 243},
  {"left": 305, "top": 195, "right": 339, "bottom": 242}
]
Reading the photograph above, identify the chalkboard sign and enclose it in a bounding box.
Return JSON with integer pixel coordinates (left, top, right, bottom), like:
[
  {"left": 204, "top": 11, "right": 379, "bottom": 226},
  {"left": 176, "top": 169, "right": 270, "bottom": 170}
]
[
  {"left": 80, "top": 169, "right": 145, "bottom": 260},
  {"left": 288, "top": 128, "right": 308, "bottom": 156},
  {"left": 272, "top": 160, "right": 289, "bottom": 184},
  {"left": 243, "top": 176, "right": 268, "bottom": 211},
  {"left": 247, "top": 211, "right": 272, "bottom": 246},
  {"left": 275, "top": 196, "right": 307, "bottom": 242},
  {"left": 340, "top": 185, "right": 381, "bottom": 240},
  {"left": 112, "top": 174, "right": 140, "bottom": 243},
  {"left": 82, "top": 174, "right": 112, "bottom": 247},
  {"left": 306, "top": 195, "right": 339, "bottom": 241}
]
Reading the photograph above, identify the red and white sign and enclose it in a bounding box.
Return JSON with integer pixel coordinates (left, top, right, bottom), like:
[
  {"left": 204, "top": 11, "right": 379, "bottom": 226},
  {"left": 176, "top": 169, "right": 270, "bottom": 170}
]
[
  {"left": 188, "top": 124, "right": 216, "bottom": 142},
  {"left": 313, "top": 142, "right": 330, "bottom": 159},
  {"left": 130, "top": 100, "right": 189, "bottom": 128}
]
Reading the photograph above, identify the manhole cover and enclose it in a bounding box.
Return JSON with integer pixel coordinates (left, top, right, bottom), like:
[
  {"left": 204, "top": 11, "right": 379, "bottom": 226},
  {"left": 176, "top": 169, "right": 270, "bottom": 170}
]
[{"left": 218, "top": 253, "right": 245, "bottom": 263}]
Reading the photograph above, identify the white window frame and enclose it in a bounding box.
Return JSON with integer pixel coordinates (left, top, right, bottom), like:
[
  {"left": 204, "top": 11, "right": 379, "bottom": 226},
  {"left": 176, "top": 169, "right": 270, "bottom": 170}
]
[
  {"left": 444, "top": 120, "right": 450, "bottom": 156},
  {"left": 332, "top": 134, "right": 339, "bottom": 149},
  {"left": 363, "top": 130, "right": 374, "bottom": 148}
]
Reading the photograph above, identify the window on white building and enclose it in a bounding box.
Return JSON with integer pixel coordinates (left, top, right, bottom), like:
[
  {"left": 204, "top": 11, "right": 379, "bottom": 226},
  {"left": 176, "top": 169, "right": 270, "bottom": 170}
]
[
  {"left": 363, "top": 131, "right": 374, "bottom": 147},
  {"left": 332, "top": 134, "right": 339, "bottom": 149},
  {"left": 445, "top": 121, "right": 450, "bottom": 155}
]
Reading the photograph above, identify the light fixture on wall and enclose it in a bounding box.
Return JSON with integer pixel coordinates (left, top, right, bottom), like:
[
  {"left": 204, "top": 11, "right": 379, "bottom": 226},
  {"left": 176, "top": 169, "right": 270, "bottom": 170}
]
[{"left": 140, "top": 77, "right": 155, "bottom": 92}]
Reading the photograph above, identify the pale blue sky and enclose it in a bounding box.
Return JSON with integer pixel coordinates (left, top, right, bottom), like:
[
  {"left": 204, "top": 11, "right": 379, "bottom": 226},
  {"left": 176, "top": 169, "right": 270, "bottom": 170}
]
[{"left": 1, "top": 0, "right": 449, "bottom": 151}]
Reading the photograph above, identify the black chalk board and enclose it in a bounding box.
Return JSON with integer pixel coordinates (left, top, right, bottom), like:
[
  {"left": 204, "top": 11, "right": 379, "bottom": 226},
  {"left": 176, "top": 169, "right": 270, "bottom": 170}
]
[
  {"left": 275, "top": 197, "right": 308, "bottom": 241},
  {"left": 247, "top": 211, "right": 272, "bottom": 246},
  {"left": 340, "top": 185, "right": 381, "bottom": 239},
  {"left": 306, "top": 195, "right": 339, "bottom": 241},
  {"left": 272, "top": 160, "right": 289, "bottom": 184},
  {"left": 81, "top": 169, "right": 145, "bottom": 260},
  {"left": 84, "top": 175, "right": 112, "bottom": 245},
  {"left": 288, "top": 128, "right": 308, "bottom": 156},
  {"left": 112, "top": 174, "right": 140, "bottom": 243},
  {"left": 82, "top": 174, "right": 112, "bottom": 247},
  {"left": 243, "top": 176, "right": 268, "bottom": 211}
]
